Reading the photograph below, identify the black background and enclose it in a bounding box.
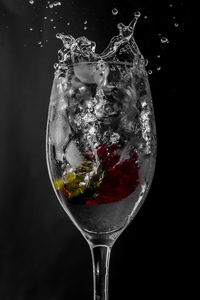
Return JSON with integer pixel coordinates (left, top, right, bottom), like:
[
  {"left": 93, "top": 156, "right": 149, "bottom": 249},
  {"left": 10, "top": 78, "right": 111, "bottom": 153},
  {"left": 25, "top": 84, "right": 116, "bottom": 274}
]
[{"left": 0, "top": 0, "right": 187, "bottom": 299}]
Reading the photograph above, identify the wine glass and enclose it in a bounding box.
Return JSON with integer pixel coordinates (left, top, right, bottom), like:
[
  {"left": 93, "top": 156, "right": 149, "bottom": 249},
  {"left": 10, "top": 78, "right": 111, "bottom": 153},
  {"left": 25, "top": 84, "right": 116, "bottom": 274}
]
[
  {"left": 46, "top": 14, "right": 156, "bottom": 299},
  {"left": 46, "top": 58, "right": 156, "bottom": 299}
]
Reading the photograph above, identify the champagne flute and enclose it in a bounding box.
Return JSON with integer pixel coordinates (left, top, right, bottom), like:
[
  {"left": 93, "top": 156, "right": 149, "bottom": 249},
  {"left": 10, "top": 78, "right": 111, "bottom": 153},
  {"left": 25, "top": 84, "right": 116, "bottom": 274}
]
[{"left": 46, "top": 15, "right": 156, "bottom": 300}]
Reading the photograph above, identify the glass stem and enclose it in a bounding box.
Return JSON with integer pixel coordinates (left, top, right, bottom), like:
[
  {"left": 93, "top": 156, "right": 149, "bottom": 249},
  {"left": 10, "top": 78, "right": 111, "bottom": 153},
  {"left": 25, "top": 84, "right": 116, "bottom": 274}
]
[{"left": 90, "top": 245, "right": 111, "bottom": 300}]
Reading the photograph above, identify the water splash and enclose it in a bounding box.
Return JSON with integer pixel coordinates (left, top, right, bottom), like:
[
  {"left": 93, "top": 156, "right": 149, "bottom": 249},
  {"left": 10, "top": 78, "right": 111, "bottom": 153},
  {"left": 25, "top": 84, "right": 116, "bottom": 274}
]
[{"left": 55, "top": 13, "right": 144, "bottom": 77}]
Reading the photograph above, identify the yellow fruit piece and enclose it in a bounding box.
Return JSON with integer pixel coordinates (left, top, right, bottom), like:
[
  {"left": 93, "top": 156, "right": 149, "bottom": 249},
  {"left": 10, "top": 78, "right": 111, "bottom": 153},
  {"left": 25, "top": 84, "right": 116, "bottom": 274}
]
[
  {"left": 65, "top": 172, "right": 76, "bottom": 183},
  {"left": 54, "top": 178, "right": 64, "bottom": 190},
  {"left": 54, "top": 172, "right": 77, "bottom": 191}
]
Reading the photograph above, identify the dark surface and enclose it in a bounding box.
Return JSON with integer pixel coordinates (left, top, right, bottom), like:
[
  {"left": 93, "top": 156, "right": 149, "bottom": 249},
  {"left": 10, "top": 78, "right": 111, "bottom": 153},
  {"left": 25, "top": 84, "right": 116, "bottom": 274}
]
[{"left": 0, "top": 0, "right": 187, "bottom": 299}]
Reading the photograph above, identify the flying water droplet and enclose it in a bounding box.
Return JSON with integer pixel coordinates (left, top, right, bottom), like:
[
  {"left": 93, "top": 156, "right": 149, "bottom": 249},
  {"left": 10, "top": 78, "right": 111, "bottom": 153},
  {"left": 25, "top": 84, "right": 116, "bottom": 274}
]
[
  {"left": 49, "top": 1, "right": 61, "bottom": 8},
  {"left": 160, "top": 37, "right": 169, "bottom": 44},
  {"left": 134, "top": 11, "right": 141, "bottom": 18},
  {"left": 112, "top": 8, "right": 118, "bottom": 15}
]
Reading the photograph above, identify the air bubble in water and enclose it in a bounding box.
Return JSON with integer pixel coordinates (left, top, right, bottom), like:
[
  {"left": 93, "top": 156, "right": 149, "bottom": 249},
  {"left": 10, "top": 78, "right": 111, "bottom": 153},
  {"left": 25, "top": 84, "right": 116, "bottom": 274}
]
[
  {"left": 112, "top": 8, "right": 118, "bottom": 15},
  {"left": 160, "top": 37, "right": 169, "bottom": 44},
  {"left": 157, "top": 66, "right": 161, "bottom": 71},
  {"left": 148, "top": 70, "right": 153, "bottom": 75},
  {"left": 174, "top": 23, "right": 179, "bottom": 27}
]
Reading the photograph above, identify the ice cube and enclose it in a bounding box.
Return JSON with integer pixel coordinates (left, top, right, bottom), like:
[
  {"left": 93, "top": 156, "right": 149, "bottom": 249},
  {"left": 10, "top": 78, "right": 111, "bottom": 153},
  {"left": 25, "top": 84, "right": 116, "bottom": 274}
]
[{"left": 64, "top": 141, "right": 83, "bottom": 169}]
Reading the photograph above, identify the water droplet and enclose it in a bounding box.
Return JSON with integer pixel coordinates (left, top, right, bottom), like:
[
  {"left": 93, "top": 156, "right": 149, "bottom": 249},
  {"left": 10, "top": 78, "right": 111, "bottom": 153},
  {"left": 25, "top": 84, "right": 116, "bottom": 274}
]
[
  {"left": 83, "top": 26, "right": 87, "bottom": 30},
  {"left": 49, "top": 1, "right": 61, "bottom": 8},
  {"left": 172, "top": 16, "right": 176, "bottom": 20},
  {"left": 50, "top": 18, "right": 54, "bottom": 22},
  {"left": 38, "top": 41, "right": 42, "bottom": 44},
  {"left": 134, "top": 11, "right": 141, "bottom": 18},
  {"left": 160, "top": 37, "right": 169, "bottom": 44},
  {"left": 144, "top": 15, "right": 148, "bottom": 19},
  {"left": 157, "top": 66, "right": 161, "bottom": 71},
  {"left": 112, "top": 8, "right": 118, "bottom": 15},
  {"left": 174, "top": 23, "right": 179, "bottom": 27},
  {"left": 148, "top": 70, "right": 153, "bottom": 75},
  {"left": 83, "top": 20, "right": 88, "bottom": 25},
  {"left": 67, "top": 22, "right": 70, "bottom": 26},
  {"left": 157, "top": 54, "right": 161, "bottom": 59},
  {"left": 40, "top": 29, "right": 43, "bottom": 32},
  {"left": 53, "top": 26, "right": 56, "bottom": 29},
  {"left": 29, "top": 28, "right": 33, "bottom": 31},
  {"left": 44, "top": 16, "right": 47, "bottom": 20},
  {"left": 169, "top": 4, "right": 173, "bottom": 7},
  {"left": 29, "top": 0, "right": 34, "bottom": 4},
  {"left": 112, "top": 8, "right": 118, "bottom": 16}
]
